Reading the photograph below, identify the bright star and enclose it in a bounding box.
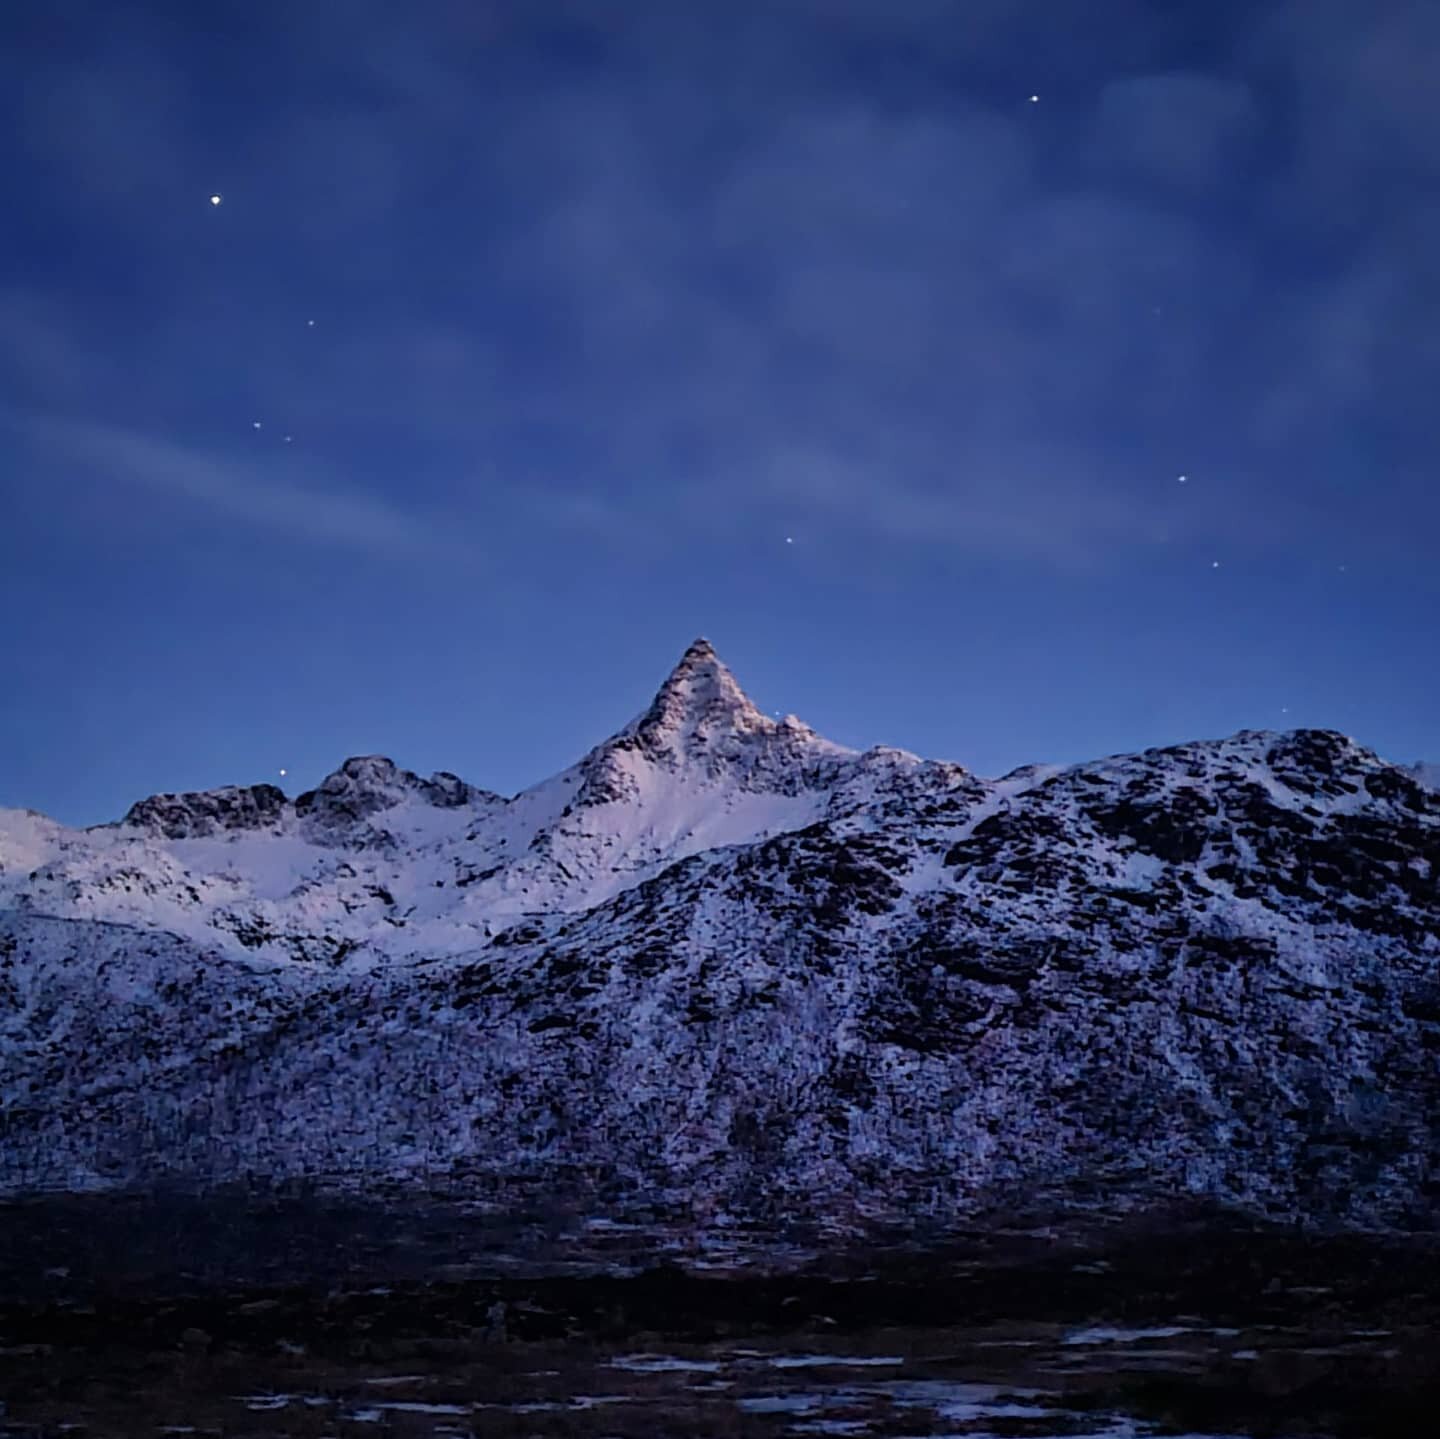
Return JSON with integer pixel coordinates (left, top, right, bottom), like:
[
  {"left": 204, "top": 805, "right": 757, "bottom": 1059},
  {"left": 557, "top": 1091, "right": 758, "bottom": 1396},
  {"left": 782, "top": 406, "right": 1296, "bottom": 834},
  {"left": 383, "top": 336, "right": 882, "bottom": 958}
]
[
  {"left": 209, "top": 194, "right": 222, "bottom": 206},
  {"left": 252, "top": 421, "right": 262, "bottom": 429},
  {"left": 307, "top": 319, "right": 316, "bottom": 327},
  {"left": 1177, "top": 474, "right": 1187, "bottom": 483},
  {"left": 1211, "top": 561, "right": 1221, "bottom": 569},
  {"left": 279, "top": 768, "right": 287, "bottom": 777},
  {"left": 1029, "top": 95, "right": 1040, "bottom": 103}
]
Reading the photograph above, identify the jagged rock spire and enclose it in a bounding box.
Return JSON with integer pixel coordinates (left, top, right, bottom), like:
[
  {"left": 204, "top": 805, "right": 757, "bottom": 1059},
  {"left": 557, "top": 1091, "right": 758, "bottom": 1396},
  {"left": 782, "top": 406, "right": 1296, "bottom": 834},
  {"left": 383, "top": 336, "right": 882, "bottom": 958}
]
[
  {"left": 633, "top": 638, "right": 769, "bottom": 745},
  {"left": 584, "top": 637, "right": 852, "bottom": 792}
]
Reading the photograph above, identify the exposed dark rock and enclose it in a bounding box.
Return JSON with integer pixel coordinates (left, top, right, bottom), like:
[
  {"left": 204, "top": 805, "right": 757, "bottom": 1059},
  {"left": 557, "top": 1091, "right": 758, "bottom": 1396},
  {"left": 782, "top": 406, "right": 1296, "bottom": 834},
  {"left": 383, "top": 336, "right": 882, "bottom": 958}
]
[{"left": 122, "top": 784, "right": 287, "bottom": 839}]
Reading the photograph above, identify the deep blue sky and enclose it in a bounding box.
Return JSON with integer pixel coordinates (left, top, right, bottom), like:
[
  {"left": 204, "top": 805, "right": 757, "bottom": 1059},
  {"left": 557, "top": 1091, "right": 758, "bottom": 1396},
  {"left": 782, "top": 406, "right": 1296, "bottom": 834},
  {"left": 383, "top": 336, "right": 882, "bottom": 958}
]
[{"left": 3, "top": 0, "right": 1437, "bottom": 826}]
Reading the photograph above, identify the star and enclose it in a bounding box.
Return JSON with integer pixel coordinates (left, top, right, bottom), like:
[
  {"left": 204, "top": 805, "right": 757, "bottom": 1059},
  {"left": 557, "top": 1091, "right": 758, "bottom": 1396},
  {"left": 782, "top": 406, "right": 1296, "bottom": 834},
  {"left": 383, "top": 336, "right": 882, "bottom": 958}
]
[
  {"left": 279, "top": 768, "right": 287, "bottom": 777},
  {"left": 785, "top": 536, "right": 794, "bottom": 545},
  {"left": 1211, "top": 561, "right": 1221, "bottom": 569},
  {"left": 252, "top": 420, "right": 262, "bottom": 429},
  {"left": 306, "top": 319, "right": 316, "bottom": 327},
  {"left": 209, "top": 194, "right": 222, "bottom": 206},
  {"left": 1029, "top": 95, "right": 1040, "bottom": 103},
  {"left": 1177, "top": 474, "right": 1188, "bottom": 484},
  {"left": 283, "top": 434, "right": 293, "bottom": 443}
]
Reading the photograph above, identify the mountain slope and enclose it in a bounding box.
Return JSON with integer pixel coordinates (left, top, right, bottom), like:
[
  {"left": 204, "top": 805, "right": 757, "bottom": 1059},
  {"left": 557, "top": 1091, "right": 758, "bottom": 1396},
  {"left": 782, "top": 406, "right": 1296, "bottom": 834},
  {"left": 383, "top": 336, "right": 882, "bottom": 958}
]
[
  {"left": 1, "top": 642, "right": 1437, "bottom": 1230},
  {"left": 1410, "top": 761, "right": 1440, "bottom": 792}
]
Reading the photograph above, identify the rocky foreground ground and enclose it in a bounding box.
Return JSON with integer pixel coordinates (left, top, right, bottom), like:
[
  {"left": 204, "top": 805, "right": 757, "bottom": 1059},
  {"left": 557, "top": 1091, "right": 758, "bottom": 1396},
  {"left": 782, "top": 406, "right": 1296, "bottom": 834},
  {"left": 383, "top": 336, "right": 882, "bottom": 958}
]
[{"left": 0, "top": 1192, "right": 1436, "bottom": 1437}]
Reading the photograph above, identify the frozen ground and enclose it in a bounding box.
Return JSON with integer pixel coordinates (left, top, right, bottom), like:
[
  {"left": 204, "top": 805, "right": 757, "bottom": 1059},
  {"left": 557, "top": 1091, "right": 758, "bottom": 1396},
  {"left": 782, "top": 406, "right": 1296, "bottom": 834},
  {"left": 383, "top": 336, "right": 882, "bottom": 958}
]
[{"left": 1, "top": 1192, "right": 1437, "bottom": 1437}]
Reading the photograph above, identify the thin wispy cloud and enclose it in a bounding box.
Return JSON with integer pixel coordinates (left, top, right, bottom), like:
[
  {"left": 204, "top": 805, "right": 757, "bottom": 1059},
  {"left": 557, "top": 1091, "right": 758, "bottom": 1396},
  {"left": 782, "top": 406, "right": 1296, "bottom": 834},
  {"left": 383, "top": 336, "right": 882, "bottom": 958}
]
[
  {"left": 12, "top": 414, "right": 460, "bottom": 557},
  {"left": 3, "top": 0, "right": 1437, "bottom": 568}
]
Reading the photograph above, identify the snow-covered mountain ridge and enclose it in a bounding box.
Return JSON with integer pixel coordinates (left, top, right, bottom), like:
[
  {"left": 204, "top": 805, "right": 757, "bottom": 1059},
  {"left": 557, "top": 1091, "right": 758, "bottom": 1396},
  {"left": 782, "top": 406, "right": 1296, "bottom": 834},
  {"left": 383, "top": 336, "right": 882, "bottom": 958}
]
[{"left": 2, "top": 639, "right": 1437, "bottom": 1229}]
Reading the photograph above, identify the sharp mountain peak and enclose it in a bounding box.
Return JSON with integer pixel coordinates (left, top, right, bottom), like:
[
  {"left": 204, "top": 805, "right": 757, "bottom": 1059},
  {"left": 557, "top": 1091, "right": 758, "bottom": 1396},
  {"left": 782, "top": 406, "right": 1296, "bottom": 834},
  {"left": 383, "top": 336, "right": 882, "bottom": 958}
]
[{"left": 620, "top": 637, "right": 841, "bottom": 757}]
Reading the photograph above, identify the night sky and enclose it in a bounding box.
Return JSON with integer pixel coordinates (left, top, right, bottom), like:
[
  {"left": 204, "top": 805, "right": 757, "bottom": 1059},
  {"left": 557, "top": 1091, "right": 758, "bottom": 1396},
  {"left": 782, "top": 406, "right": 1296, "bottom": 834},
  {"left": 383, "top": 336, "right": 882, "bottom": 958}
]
[{"left": 3, "top": 0, "right": 1437, "bottom": 827}]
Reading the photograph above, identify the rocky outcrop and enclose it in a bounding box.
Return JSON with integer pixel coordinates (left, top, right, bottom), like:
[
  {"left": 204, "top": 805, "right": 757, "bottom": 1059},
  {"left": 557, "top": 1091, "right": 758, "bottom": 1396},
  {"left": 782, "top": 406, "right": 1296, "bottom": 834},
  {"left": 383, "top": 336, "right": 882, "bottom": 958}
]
[
  {"left": 122, "top": 784, "right": 288, "bottom": 839},
  {"left": 294, "top": 755, "right": 500, "bottom": 845},
  {"left": 120, "top": 758, "right": 502, "bottom": 852}
]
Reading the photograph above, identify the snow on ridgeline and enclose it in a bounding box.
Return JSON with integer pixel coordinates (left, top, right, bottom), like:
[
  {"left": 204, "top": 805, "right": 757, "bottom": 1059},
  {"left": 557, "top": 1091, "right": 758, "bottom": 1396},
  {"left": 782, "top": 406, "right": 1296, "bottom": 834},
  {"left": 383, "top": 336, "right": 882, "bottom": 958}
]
[
  {"left": 0, "top": 640, "right": 910, "bottom": 956},
  {"left": 0, "top": 640, "right": 1432, "bottom": 968}
]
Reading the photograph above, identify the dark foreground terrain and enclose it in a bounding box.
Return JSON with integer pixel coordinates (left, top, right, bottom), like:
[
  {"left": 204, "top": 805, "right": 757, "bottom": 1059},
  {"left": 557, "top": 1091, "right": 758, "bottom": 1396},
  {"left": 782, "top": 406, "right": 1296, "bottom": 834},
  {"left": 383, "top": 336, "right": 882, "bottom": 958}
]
[{"left": 1, "top": 1192, "right": 1437, "bottom": 1438}]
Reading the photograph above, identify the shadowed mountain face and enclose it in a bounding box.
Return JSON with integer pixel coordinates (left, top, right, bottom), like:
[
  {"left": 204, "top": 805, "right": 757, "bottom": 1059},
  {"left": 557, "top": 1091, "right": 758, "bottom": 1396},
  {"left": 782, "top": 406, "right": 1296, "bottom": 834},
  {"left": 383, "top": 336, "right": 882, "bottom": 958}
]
[{"left": 1, "top": 641, "right": 1437, "bottom": 1229}]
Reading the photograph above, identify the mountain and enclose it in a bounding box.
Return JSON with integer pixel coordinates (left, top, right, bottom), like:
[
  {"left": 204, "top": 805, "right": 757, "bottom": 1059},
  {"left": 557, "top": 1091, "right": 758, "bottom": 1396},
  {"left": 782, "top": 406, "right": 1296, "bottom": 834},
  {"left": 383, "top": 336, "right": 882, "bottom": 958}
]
[{"left": 2, "top": 640, "right": 1438, "bottom": 1232}]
